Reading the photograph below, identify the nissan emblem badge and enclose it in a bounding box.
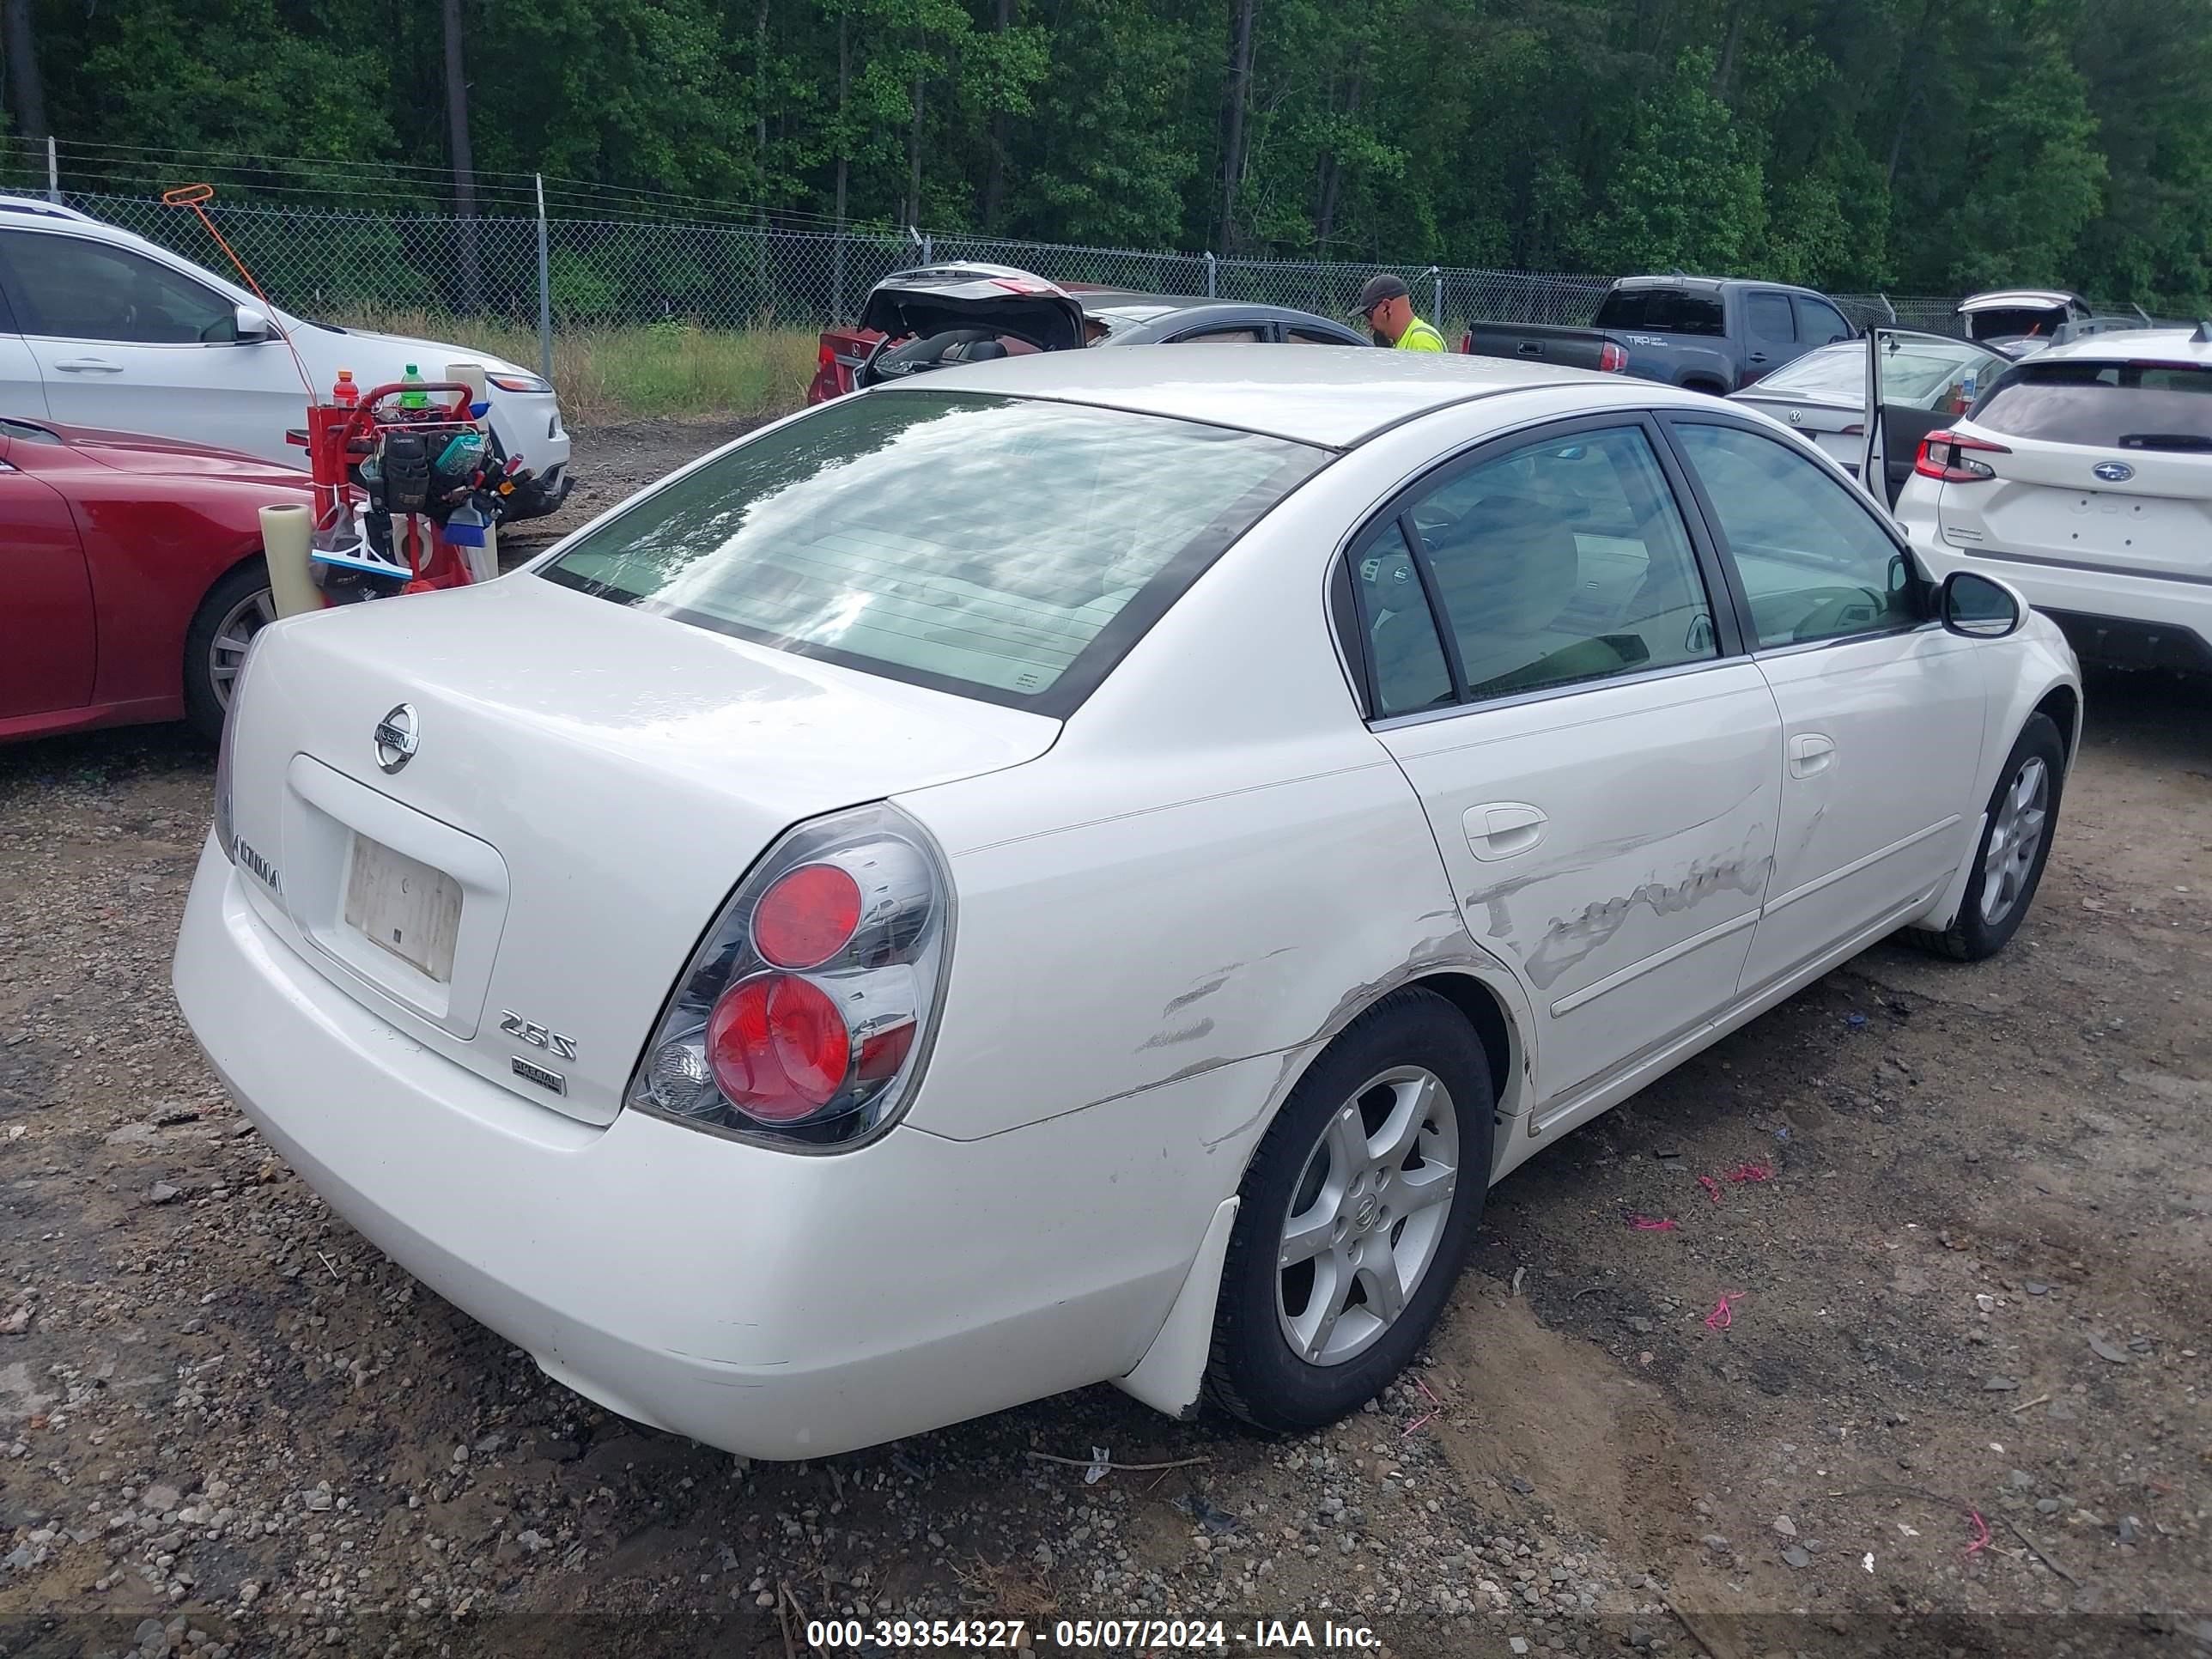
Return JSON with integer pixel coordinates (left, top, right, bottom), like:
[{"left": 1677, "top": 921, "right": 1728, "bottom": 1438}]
[{"left": 374, "top": 703, "right": 419, "bottom": 774}]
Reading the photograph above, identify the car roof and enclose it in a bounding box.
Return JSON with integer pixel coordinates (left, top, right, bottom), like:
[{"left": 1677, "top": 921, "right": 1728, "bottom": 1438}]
[
  {"left": 1607, "top": 272, "right": 1827, "bottom": 297},
  {"left": 897, "top": 343, "right": 1597, "bottom": 448},
  {"left": 1958, "top": 289, "right": 2084, "bottom": 312},
  {"left": 2028, "top": 326, "right": 2212, "bottom": 366},
  {"left": 0, "top": 193, "right": 100, "bottom": 226}
]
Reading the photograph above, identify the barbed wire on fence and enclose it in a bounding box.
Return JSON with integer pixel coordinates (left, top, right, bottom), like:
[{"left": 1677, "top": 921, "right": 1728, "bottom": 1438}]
[{"left": 0, "top": 135, "right": 2178, "bottom": 356}]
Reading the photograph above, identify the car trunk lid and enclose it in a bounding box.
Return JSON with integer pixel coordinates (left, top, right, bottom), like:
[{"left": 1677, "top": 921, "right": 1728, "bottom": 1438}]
[
  {"left": 1937, "top": 432, "right": 2212, "bottom": 580},
  {"left": 226, "top": 574, "right": 1058, "bottom": 1126},
  {"left": 857, "top": 269, "right": 1087, "bottom": 354}
]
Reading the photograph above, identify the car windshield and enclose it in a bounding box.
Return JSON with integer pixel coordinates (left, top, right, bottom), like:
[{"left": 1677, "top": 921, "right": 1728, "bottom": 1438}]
[
  {"left": 540, "top": 391, "right": 1324, "bottom": 712},
  {"left": 1971, "top": 359, "right": 2212, "bottom": 447},
  {"left": 1086, "top": 304, "right": 1180, "bottom": 338}
]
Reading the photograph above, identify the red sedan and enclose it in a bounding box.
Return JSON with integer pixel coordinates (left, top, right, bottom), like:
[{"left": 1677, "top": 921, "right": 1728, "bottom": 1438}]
[{"left": 3, "top": 414, "right": 312, "bottom": 744}]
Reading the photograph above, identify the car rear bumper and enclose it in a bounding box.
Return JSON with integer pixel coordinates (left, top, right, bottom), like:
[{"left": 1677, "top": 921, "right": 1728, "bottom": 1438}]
[
  {"left": 173, "top": 837, "right": 1229, "bottom": 1457},
  {"left": 1907, "top": 540, "right": 2212, "bottom": 670}
]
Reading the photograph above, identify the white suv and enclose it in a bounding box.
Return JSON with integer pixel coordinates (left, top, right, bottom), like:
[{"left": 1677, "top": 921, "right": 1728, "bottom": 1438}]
[
  {"left": 0, "top": 196, "right": 573, "bottom": 517},
  {"left": 1888, "top": 325, "right": 2212, "bottom": 671}
]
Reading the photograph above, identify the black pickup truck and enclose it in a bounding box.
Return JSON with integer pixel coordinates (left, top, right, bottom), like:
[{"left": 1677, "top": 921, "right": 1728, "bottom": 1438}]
[{"left": 1462, "top": 274, "right": 1858, "bottom": 394}]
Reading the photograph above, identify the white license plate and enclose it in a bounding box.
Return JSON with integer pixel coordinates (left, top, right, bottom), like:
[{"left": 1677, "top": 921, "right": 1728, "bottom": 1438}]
[{"left": 343, "top": 836, "right": 462, "bottom": 983}]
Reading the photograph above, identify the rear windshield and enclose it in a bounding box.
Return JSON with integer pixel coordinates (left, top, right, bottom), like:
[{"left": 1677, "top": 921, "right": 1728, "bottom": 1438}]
[
  {"left": 1592, "top": 287, "right": 1725, "bottom": 337},
  {"left": 1971, "top": 360, "right": 2212, "bottom": 448},
  {"left": 539, "top": 391, "right": 1324, "bottom": 714},
  {"left": 1752, "top": 344, "right": 1862, "bottom": 400}
]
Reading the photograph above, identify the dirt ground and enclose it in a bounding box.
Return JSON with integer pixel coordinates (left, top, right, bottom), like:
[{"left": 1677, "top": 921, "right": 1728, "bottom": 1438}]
[{"left": 3, "top": 420, "right": 2209, "bottom": 1659}]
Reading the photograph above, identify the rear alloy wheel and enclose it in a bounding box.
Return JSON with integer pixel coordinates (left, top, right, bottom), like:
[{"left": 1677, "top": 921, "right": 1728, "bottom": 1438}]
[
  {"left": 183, "top": 562, "right": 275, "bottom": 742},
  {"left": 1906, "top": 711, "right": 2065, "bottom": 961},
  {"left": 1205, "top": 988, "right": 1492, "bottom": 1431}
]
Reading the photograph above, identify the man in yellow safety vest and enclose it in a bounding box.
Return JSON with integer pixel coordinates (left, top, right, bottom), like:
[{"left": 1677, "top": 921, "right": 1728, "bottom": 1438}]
[{"left": 1358, "top": 273, "right": 1445, "bottom": 351}]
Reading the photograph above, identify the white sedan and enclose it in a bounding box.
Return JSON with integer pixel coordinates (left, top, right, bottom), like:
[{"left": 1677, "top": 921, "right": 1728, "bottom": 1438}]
[{"left": 174, "top": 348, "right": 2081, "bottom": 1457}]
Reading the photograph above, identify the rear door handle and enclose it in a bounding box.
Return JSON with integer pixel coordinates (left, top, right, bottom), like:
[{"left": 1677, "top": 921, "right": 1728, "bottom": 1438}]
[
  {"left": 1465, "top": 801, "right": 1548, "bottom": 861},
  {"left": 53, "top": 357, "right": 123, "bottom": 373},
  {"left": 1788, "top": 733, "right": 1836, "bottom": 777}
]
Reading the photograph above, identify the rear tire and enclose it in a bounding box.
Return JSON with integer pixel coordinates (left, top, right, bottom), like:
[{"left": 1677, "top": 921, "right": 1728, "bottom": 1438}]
[
  {"left": 1905, "top": 712, "right": 2064, "bottom": 962},
  {"left": 183, "top": 560, "right": 274, "bottom": 744},
  {"left": 1203, "top": 988, "right": 1492, "bottom": 1432}
]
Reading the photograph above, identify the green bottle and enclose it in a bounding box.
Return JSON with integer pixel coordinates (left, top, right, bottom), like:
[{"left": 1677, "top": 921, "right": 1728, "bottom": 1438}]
[{"left": 399, "top": 364, "right": 428, "bottom": 410}]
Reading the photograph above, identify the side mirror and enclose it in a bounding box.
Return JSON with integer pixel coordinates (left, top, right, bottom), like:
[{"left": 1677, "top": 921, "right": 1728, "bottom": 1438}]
[
  {"left": 1941, "top": 569, "right": 2025, "bottom": 639},
  {"left": 234, "top": 305, "right": 275, "bottom": 343}
]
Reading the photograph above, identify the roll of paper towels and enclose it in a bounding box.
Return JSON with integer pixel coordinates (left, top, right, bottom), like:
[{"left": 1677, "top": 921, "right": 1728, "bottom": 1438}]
[{"left": 260, "top": 502, "right": 321, "bottom": 619}]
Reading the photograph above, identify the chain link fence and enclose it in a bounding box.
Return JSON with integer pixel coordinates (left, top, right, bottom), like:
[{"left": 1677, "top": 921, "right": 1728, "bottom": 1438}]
[{"left": 27, "top": 185, "right": 2005, "bottom": 357}]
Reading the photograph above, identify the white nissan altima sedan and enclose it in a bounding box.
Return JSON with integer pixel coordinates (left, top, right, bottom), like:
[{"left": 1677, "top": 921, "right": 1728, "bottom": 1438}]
[{"left": 175, "top": 347, "right": 2081, "bottom": 1457}]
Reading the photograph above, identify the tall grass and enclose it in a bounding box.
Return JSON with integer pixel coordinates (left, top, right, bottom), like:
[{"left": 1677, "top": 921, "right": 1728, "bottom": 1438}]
[{"left": 326, "top": 310, "right": 819, "bottom": 424}]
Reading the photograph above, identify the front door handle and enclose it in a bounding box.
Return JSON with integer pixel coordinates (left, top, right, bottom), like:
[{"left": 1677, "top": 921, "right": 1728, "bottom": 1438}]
[
  {"left": 1788, "top": 733, "right": 1836, "bottom": 778},
  {"left": 53, "top": 357, "right": 123, "bottom": 373},
  {"left": 1465, "top": 801, "right": 1548, "bottom": 861}
]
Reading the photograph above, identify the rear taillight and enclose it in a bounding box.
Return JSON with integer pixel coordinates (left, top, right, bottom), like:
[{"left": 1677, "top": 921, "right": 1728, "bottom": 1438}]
[
  {"left": 1597, "top": 341, "right": 1627, "bottom": 374},
  {"left": 1915, "top": 430, "right": 2010, "bottom": 483},
  {"left": 817, "top": 341, "right": 836, "bottom": 368},
  {"left": 628, "top": 804, "right": 951, "bottom": 1149}
]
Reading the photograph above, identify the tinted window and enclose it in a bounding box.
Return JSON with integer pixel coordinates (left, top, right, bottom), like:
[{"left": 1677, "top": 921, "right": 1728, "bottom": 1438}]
[
  {"left": 1592, "top": 287, "right": 1727, "bottom": 337},
  {"left": 1393, "top": 427, "right": 1717, "bottom": 702},
  {"left": 1354, "top": 524, "right": 1455, "bottom": 717},
  {"left": 1674, "top": 423, "right": 1917, "bottom": 647},
  {"left": 1289, "top": 326, "right": 1357, "bottom": 344},
  {"left": 1172, "top": 326, "right": 1262, "bottom": 343},
  {"left": 1747, "top": 293, "right": 1796, "bottom": 341},
  {"left": 1970, "top": 360, "right": 2212, "bottom": 448},
  {"left": 0, "top": 231, "right": 236, "bottom": 343},
  {"left": 543, "top": 391, "right": 1324, "bottom": 711},
  {"left": 1794, "top": 296, "right": 1851, "bottom": 346}
]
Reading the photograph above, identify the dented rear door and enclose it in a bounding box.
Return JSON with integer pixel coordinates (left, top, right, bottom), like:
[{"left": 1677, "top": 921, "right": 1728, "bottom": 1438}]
[{"left": 1360, "top": 417, "right": 1783, "bottom": 1108}]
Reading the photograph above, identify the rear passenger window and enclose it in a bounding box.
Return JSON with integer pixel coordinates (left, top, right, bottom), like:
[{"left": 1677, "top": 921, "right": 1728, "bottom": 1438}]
[
  {"left": 1288, "top": 327, "right": 1353, "bottom": 344},
  {"left": 1364, "top": 426, "right": 1717, "bottom": 708},
  {"left": 1351, "top": 525, "right": 1455, "bottom": 717},
  {"left": 1747, "top": 292, "right": 1796, "bottom": 341},
  {"left": 1172, "top": 326, "right": 1262, "bottom": 343},
  {"left": 1673, "top": 422, "right": 1917, "bottom": 647}
]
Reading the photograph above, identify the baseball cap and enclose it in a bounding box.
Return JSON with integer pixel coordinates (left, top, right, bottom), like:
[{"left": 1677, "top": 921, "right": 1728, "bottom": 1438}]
[{"left": 1357, "top": 273, "right": 1410, "bottom": 313}]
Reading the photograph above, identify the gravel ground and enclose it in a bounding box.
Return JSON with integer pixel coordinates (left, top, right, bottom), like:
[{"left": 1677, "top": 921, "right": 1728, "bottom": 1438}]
[{"left": 3, "top": 420, "right": 2209, "bottom": 1659}]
